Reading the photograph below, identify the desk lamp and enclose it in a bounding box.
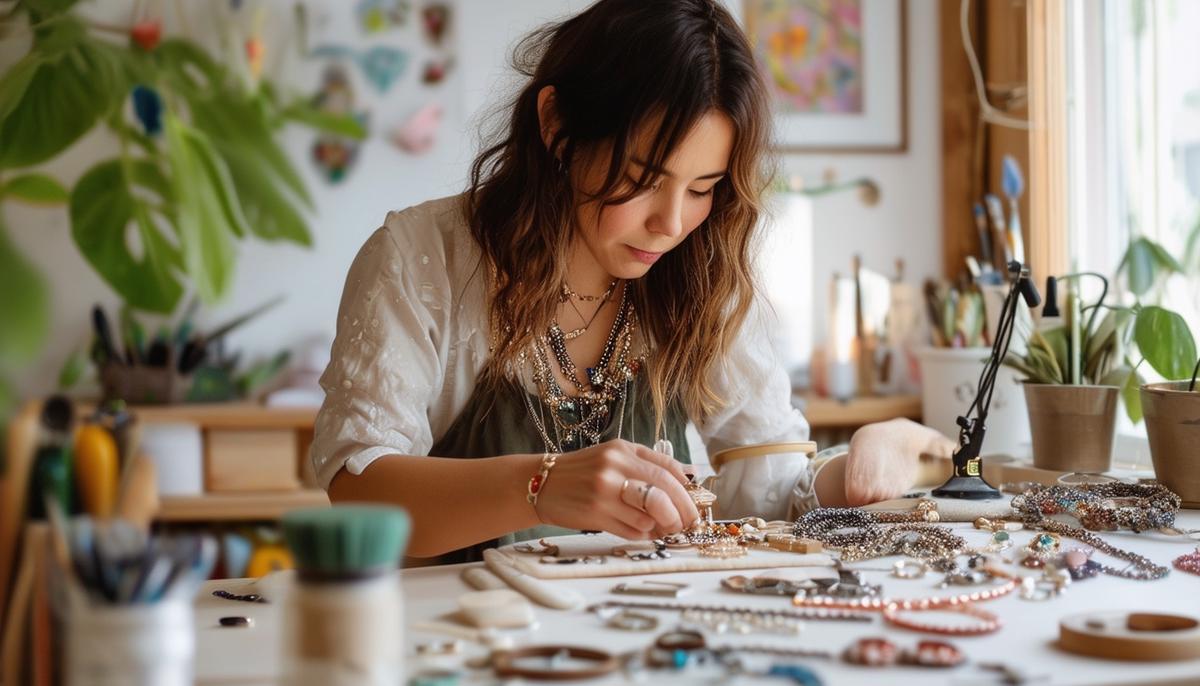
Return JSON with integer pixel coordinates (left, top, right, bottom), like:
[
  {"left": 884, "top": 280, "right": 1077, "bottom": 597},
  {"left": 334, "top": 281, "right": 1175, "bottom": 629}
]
[{"left": 933, "top": 261, "right": 1041, "bottom": 500}]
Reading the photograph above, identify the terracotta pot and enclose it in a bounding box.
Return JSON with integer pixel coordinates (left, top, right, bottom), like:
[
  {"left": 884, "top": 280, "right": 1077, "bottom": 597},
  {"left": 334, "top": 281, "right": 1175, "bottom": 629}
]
[
  {"left": 1023, "top": 384, "right": 1118, "bottom": 473},
  {"left": 1141, "top": 381, "right": 1200, "bottom": 507}
]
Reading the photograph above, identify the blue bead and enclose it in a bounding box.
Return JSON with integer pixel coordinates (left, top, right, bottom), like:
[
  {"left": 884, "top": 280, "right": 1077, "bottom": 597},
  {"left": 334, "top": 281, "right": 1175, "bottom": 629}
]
[{"left": 767, "top": 664, "right": 823, "bottom": 685}]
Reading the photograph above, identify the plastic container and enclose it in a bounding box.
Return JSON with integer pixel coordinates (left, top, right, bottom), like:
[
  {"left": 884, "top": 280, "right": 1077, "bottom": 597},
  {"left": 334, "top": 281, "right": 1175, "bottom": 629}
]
[
  {"left": 916, "top": 346, "right": 1030, "bottom": 456},
  {"left": 282, "top": 571, "right": 404, "bottom": 685},
  {"left": 65, "top": 599, "right": 194, "bottom": 686}
]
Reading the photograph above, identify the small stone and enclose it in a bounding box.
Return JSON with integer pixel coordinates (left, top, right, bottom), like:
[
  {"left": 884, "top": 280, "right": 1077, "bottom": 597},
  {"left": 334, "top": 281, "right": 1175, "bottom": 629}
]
[
  {"left": 993, "top": 531, "right": 1010, "bottom": 543},
  {"left": 219, "top": 616, "right": 251, "bottom": 628},
  {"left": 342, "top": 379, "right": 353, "bottom": 389},
  {"left": 1064, "top": 550, "right": 1088, "bottom": 569}
]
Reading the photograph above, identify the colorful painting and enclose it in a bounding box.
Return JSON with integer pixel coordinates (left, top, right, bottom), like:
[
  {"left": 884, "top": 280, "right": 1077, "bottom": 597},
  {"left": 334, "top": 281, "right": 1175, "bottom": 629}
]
[
  {"left": 745, "top": 0, "right": 863, "bottom": 114},
  {"left": 742, "top": 0, "right": 906, "bottom": 152}
]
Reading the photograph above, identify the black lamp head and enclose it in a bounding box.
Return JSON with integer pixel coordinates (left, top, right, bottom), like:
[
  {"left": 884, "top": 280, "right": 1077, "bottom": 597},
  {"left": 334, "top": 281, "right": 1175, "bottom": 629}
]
[{"left": 1042, "top": 276, "right": 1060, "bottom": 317}]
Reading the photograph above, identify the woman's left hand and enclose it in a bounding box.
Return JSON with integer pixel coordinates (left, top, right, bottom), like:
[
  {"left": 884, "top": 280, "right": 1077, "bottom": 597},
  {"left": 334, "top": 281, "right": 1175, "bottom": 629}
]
[{"left": 842, "top": 418, "right": 956, "bottom": 506}]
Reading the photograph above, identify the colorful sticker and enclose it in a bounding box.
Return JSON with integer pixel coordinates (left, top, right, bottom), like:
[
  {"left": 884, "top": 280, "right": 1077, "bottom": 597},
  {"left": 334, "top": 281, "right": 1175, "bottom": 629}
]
[
  {"left": 421, "top": 3, "right": 450, "bottom": 45},
  {"left": 390, "top": 102, "right": 443, "bottom": 155},
  {"left": 357, "top": 0, "right": 410, "bottom": 33},
  {"left": 310, "top": 65, "right": 368, "bottom": 183},
  {"left": 312, "top": 44, "right": 409, "bottom": 94},
  {"left": 421, "top": 57, "right": 453, "bottom": 85}
]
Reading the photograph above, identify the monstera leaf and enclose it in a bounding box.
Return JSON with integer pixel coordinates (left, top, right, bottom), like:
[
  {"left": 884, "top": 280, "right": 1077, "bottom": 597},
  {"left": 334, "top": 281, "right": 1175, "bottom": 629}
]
[{"left": 70, "top": 159, "right": 184, "bottom": 313}]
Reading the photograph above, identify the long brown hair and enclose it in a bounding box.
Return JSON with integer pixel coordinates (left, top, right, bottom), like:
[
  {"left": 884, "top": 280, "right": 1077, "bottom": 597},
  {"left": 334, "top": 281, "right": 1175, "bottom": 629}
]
[{"left": 466, "top": 0, "right": 773, "bottom": 428}]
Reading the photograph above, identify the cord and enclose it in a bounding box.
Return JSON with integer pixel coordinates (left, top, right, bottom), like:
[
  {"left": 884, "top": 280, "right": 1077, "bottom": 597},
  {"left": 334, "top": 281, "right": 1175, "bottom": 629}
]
[{"left": 960, "top": 0, "right": 1030, "bottom": 130}]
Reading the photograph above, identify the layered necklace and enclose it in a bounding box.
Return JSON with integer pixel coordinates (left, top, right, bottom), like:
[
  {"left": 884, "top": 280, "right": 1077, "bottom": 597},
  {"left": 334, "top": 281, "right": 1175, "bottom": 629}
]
[{"left": 523, "top": 281, "right": 645, "bottom": 453}]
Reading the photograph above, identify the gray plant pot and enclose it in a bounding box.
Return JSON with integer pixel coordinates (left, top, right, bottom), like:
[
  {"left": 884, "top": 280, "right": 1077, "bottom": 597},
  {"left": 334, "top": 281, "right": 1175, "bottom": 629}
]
[
  {"left": 1023, "top": 383, "right": 1119, "bottom": 474},
  {"left": 1141, "top": 381, "right": 1200, "bottom": 507}
]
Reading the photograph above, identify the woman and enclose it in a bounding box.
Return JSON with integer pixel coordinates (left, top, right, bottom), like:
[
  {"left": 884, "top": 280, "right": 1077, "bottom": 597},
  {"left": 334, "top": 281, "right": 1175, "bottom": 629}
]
[{"left": 312, "top": 0, "right": 952, "bottom": 561}]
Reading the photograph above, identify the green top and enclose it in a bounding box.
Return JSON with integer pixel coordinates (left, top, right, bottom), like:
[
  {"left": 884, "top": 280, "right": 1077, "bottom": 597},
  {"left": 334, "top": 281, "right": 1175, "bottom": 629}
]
[{"left": 429, "top": 374, "right": 689, "bottom": 564}]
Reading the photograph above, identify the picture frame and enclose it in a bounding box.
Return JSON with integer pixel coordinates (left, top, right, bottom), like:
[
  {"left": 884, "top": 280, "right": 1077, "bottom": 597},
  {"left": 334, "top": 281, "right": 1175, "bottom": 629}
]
[{"left": 742, "top": 0, "right": 908, "bottom": 153}]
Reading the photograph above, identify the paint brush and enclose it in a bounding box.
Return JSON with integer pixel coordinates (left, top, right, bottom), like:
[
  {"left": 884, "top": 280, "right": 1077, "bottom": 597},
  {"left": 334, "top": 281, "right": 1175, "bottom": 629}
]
[{"left": 1001, "top": 155, "right": 1026, "bottom": 264}]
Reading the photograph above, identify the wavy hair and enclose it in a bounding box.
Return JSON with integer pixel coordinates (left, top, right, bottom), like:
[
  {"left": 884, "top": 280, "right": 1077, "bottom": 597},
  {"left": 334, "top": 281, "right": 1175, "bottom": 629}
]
[{"left": 466, "top": 0, "right": 773, "bottom": 428}]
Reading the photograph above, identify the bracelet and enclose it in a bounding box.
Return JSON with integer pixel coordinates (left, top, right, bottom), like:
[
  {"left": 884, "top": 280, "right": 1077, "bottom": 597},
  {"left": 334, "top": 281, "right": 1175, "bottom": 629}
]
[
  {"left": 491, "top": 645, "right": 619, "bottom": 681},
  {"left": 882, "top": 602, "right": 1002, "bottom": 635},
  {"left": 526, "top": 452, "right": 559, "bottom": 506}
]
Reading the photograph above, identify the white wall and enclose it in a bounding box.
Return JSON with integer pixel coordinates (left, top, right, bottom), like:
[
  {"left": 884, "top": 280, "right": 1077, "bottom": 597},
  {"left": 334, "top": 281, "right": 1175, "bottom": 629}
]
[{"left": 6, "top": 0, "right": 939, "bottom": 398}]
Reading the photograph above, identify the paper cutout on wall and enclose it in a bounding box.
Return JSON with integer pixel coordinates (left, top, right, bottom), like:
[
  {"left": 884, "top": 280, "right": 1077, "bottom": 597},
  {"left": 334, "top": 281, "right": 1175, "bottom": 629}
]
[
  {"left": 312, "top": 44, "right": 409, "bottom": 94},
  {"left": 311, "top": 64, "right": 368, "bottom": 183},
  {"left": 357, "top": 0, "right": 410, "bottom": 33},
  {"left": 421, "top": 3, "right": 451, "bottom": 45},
  {"left": 390, "top": 102, "right": 443, "bottom": 155},
  {"left": 421, "top": 57, "right": 454, "bottom": 85}
]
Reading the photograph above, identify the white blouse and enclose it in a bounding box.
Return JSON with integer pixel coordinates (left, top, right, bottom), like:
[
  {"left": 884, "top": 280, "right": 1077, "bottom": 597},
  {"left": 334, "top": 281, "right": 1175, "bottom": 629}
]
[{"left": 310, "top": 194, "right": 819, "bottom": 519}]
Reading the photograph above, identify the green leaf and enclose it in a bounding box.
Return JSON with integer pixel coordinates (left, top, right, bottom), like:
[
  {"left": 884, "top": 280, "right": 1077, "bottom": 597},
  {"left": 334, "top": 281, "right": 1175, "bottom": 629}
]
[
  {"left": 0, "top": 36, "right": 128, "bottom": 168},
  {"left": 155, "top": 39, "right": 223, "bottom": 94},
  {"left": 57, "top": 348, "right": 86, "bottom": 390},
  {"left": 237, "top": 350, "right": 291, "bottom": 396},
  {"left": 188, "top": 95, "right": 313, "bottom": 209},
  {"left": 0, "top": 216, "right": 49, "bottom": 366},
  {"left": 216, "top": 146, "right": 313, "bottom": 245},
  {"left": 1120, "top": 237, "right": 1181, "bottom": 296},
  {"left": 1134, "top": 306, "right": 1198, "bottom": 380},
  {"left": 164, "top": 114, "right": 240, "bottom": 304},
  {"left": 3, "top": 173, "right": 69, "bottom": 204},
  {"left": 0, "top": 54, "right": 41, "bottom": 124},
  {"left": 280, "top": 101, "right": 367, "bottom": 139},
  {"left": 22, "top": 0, "right": 83, "bottom": 16},
  {"left": 1123, "top": 367, "right": 1144, "bottom": 423},
  {"left": 70, "top": 158, "right": 184, "bottom": 313}
]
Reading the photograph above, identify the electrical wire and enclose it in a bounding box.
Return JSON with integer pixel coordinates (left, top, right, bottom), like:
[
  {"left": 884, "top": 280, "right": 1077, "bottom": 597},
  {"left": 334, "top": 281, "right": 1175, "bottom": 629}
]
[{"left": 961, "top": 0, "right": 1030, "bottom": 130}]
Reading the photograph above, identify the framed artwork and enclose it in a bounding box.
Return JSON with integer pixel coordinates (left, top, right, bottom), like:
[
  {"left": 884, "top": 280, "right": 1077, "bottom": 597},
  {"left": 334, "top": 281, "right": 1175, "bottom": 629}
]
[{"left": 743, "top": 0, "right": 908, "bottom": 153}]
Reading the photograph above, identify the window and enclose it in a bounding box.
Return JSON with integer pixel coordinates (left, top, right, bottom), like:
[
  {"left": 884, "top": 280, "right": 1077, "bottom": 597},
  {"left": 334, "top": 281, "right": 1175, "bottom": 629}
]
[{"left": 1066, "top": 0, "right": 1200, "bottom": 331}]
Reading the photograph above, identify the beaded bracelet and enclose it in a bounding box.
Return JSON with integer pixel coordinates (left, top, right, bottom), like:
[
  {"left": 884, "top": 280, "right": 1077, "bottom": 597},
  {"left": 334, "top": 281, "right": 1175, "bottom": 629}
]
[
  {"left": 882, "top": 602, "right": 1002, "bottom": 635},
  {"left": 793, "top": 569, "right": 1018, "bottom": 612},
  {"left": 525, "top": 452, "right": 559, "bottom": 507}
]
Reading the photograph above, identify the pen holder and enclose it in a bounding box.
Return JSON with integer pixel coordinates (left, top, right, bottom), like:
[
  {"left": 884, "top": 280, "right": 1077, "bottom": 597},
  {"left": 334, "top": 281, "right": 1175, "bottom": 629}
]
[
  {"left": 100, "top": 362, "right": 193, "bottom": 405},
  {"left": 64, "top": 597, "right": 194, "bottom": 686}
]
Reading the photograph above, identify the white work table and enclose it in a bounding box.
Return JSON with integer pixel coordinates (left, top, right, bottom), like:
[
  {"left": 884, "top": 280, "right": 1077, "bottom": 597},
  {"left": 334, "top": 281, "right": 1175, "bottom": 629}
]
[{"left": 194, "top": 511, "right": 1200, "bottom": 686}]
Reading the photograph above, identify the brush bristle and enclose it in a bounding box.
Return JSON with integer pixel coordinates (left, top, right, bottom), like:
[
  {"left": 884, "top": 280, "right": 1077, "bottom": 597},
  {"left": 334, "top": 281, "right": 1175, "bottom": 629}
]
[
  {"left": 282, "top": 504, "right": 411, "bottom": 578},
  {"left": 1002, "top": 155, "right": 1024, "bottom": 198}
]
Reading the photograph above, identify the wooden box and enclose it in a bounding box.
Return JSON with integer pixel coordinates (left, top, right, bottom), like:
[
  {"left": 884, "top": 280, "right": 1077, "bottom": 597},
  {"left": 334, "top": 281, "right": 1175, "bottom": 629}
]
[{"left": 205, "top": 429, "right": 301, "bottom": 492}]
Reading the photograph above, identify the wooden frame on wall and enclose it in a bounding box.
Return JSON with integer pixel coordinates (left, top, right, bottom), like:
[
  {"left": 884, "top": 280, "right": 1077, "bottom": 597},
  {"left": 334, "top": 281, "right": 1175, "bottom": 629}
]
[{"left": 744, "top": 0, "right": 909, "bottom": 153}]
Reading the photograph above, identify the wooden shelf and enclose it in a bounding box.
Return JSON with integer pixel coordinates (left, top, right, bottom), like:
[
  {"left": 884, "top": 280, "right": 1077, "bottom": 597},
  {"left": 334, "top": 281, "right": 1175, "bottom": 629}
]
[
  {"left": 158, "top": 490, "right": 329, "bottom": 522},
  {"left": 127, "top": 402, "right": 317, "bottom": 430},
  {"left": 799, "top": 394, "right": 922, "bottom": 428}
]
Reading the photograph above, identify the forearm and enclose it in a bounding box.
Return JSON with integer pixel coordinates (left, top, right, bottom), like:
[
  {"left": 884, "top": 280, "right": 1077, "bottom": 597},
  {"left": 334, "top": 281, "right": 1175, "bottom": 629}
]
[{"left": 327, "top": 452, "right": 545, "bottom": 557}]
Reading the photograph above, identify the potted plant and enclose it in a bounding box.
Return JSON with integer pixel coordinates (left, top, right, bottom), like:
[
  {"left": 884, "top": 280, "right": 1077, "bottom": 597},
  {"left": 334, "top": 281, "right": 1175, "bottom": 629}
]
[
  {"left": 1004, "top": 273, "right": 1128, "bottom": 475},
  {"left": 0, "top": 1, "right": 364, "bottom": 407},
  {"left": 1115, "top": 238, "right": 1200, "bottom": 505}
]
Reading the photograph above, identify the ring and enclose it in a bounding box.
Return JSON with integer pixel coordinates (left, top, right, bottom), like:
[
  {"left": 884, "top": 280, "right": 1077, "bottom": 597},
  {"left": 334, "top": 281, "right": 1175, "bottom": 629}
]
[
  {"left": 640, "top": 484, "right": 655, "bottom": 511},
  {"left": 620, "top": 479, "right": 631, "bottom": 500}
]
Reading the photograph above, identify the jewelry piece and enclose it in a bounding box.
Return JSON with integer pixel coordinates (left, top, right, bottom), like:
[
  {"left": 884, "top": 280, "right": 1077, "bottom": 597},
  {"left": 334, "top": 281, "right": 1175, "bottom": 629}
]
[
  {"left": 698, "top": 539, "right": 747, "bottom": 559},
  {"left": 891, "top": 560, "right": 927, "bottom": 579},
  {"left": 415, "top": 640, "right": 463, "bottom": 656},
  {"left": 219, "top": 616, "right": 251, "bottom": 628},
  {"left": 721, "top": 575, "right": 817, "bottom": 597},
  {"left": 655, "top": 630, "right": 707, "bottom": 652},
  {"left": 490, "top": 645, "right": 620, "bottom": 681},
  {"left": 1174, "top": 548, "right": 1200, "bottom": 575},
  {"left": 1031, "top": 518, "right": 1170, "bottom": 580},
  {"left": 902, "top": 640, "right": 966, "bottom": 667},
  {"left": 613, "top": 540, "right": 670, "bottom": 561},
  {"left": 1021, "top": 532, "right": 1061, "bottom": 568},
  {"left": 212, "top": 590, "right": 267, "bottom": 604},
  {"left": 760, "top": 534, "right": 823, "bottom": 554},
  {"left": 538, "top": 555, "right": 605, "bottom": 565},
  {"left": 882, "top": 602, "right": 1002, "bottom": 635},
  {"left": 681, "top": 608, "right": 804, "bottom": 636},
  {"left": 794, "top": 568, "right": 1018, "bottom": 612},
  {"left": 561, "top": 280, "right": 618, "bottom": 303},
  {"left": 639, "top": 483, "right": 655, "bottom": 511},
  {"left": 605, "top": 610, "right": 658, "bottom": 631},
  {"left": 792, "top": 508, "right": 966, "bottom": 562},
  {"left": 589, "top": 600, "right": 874, "bottom": 624},
  {"left": 514, "top": 538, "right": 559, "bottom": 556},
  {"left": 709, "top": 644, "right": 834, "bottom": 662},
  {"left": 842, "top": 637, "right": 899, "bottom": 666},
  {"left": 525, "top": 452, "right": 559, "bottom": 507},
  {"left": 611, "top": 580, "right": 689, "bottom": 597},
  {"left": 1010, "top": 482, "right": 1182, "bottom": 532}
]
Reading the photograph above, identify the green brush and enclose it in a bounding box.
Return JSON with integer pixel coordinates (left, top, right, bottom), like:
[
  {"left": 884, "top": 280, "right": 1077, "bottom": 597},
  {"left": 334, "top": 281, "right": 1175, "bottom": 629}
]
[{"left": 282, "top": 505, "right": 411, "bottom": 582}]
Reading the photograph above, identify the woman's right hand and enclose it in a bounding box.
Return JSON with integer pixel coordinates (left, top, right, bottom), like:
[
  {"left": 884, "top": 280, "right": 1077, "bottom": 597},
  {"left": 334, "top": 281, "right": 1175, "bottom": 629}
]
[{"left": 532, "top": 439, "right": 701, "bottom": 540}]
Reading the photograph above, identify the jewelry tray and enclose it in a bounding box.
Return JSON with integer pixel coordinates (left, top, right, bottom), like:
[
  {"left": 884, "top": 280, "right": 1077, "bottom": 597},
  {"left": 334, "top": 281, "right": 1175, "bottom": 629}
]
[{"left": 502, "top": 532, "right": 835, "bottom": 579}]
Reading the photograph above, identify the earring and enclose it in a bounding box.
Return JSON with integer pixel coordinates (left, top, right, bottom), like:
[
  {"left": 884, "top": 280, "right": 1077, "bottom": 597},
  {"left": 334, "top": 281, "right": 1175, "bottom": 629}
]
[{"left": 555, "top": 157, "right": 567, "bottom": 175}]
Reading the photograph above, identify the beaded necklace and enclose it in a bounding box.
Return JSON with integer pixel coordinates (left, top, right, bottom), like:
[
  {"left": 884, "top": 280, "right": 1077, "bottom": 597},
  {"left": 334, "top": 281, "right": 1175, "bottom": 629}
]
[
  {"left": 523, "top": 284, "right": 645, "bottom": 453},
  {"left": 792, "top": 508, "right": 966, "bottom": 562},
  {"left": 1010, "top": 482, "right": 1181, "bottom": 532}
]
